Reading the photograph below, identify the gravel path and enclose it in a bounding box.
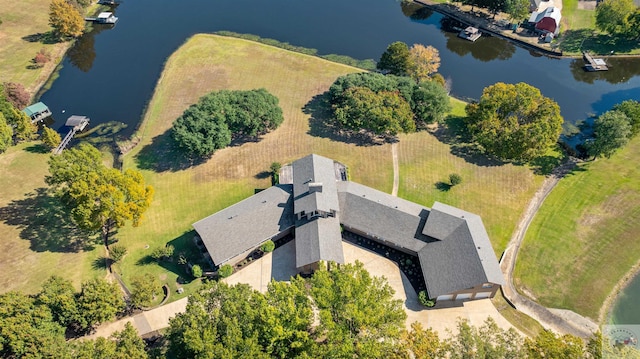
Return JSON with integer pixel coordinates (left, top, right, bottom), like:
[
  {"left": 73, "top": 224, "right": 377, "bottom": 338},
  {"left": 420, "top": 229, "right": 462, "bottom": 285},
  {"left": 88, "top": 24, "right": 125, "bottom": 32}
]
[{"left": 500, "top": 158, "right": 598, "bottom": 339}]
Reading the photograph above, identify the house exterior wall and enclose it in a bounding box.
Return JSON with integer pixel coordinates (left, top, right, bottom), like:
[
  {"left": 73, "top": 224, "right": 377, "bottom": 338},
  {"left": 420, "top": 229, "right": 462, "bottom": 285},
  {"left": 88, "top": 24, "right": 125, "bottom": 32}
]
[
  {"left": 342, "top": 226, "right": 419, "bottom": 256},
  {"left": 436, "top": 282, "right": 500, "bottom": 301}
]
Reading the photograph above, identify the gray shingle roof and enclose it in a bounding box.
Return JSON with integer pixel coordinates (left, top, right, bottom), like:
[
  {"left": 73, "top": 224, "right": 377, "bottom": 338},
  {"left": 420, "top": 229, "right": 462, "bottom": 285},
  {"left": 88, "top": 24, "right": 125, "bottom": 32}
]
[
  {"left": 337, "top": 181, "right": 429, "bottom": 253},
  {"left": 292, "top": 154, "right": 340, "bottom": 215},
  {"left": 193, "top": 185, "right": 294, "bottom": 265},
  {"left": 418, "top": 202, "right": 504, "bottom": 298},
  {"left": 295, "top": 216, "right": 344, "bottom": 268}
]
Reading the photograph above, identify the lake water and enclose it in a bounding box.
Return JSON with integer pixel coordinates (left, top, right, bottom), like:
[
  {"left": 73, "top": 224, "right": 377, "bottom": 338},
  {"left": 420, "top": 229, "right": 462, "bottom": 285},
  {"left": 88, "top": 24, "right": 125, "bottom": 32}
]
[
  {"left": 611, "top": 272, "right": 640, "bottom": 325},
  {"left": 39, "top": 0, "right": 640, "bottom": 139}
]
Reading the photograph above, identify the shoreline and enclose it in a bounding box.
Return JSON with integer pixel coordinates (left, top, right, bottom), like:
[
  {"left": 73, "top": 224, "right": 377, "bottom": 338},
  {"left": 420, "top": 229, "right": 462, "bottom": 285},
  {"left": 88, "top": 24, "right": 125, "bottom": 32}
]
[{"left": 598, "top": 258, "right": 640, "bottom": 325}]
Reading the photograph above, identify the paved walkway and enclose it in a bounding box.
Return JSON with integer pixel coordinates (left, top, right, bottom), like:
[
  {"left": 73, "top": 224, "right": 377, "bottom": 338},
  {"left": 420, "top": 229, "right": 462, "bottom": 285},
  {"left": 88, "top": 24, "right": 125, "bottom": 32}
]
[
  {"left": 87, "top": 241, "right": 516, "bottom": 339},
  {"left": 500, "top": 158, "right": 598, "bottom": 339}
]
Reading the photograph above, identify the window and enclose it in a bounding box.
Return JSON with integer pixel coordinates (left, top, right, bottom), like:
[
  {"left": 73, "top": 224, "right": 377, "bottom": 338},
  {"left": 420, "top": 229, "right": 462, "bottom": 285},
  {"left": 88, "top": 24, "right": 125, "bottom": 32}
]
[{"left": 482, "top": 283, "right": 493, "bottom": 289}]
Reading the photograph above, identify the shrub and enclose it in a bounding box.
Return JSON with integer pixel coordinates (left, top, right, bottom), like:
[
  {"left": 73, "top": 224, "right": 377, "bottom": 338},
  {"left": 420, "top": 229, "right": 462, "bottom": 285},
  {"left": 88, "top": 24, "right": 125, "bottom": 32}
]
[
  {"left": 191, "top": 264, "right": 203, "bottom": 278},
  {"left": 449, "top": 173, "right": 462, "bottom": 186},
  {"left": 3, "top": 82, "right": 30, "bottom": 109},
  {"left": 261, "top": 240, "right": 275, "bottom": 253},
  {"left": 110, "top": 244, "right": 127, "bottom": 262},
  {"left": 418, "top": 290, "right": 435, "bottom": 307},
  {"left": 33, "top": 49, "right": 51, "bottom": 68},
  {"left": 270, "top": 162, "right": 281, "bottom": 174},
  {"left": 218, "top": 264, "right": 233, "bottom": 278},
  {"left": 151, "top": 245, "right": 174, "bottom": 261}
]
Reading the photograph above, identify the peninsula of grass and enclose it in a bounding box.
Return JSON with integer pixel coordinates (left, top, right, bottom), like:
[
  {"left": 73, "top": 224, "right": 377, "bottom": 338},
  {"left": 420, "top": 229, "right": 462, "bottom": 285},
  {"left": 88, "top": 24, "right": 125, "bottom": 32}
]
[{"left": 514, "top": 135, "right": 640, "bottom": 321}]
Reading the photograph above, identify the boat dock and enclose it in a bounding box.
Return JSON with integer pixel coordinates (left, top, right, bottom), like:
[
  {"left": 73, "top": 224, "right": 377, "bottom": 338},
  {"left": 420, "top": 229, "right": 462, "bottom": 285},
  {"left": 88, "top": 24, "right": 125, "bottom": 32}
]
[
  {"left": 458, "top": 26, "right": 481, "bottom": 42},
  {"left": 22, "top": 102, "right": 52, "bottom": 123},
  {"left": 85, "top": 12, "right": 118, "bottom": 24},
  {"left": 53, "top": 115, "right": 90, "bottom": 155},
  {"left": 583, "top": 51, "right": 608, "bottom": 71}
]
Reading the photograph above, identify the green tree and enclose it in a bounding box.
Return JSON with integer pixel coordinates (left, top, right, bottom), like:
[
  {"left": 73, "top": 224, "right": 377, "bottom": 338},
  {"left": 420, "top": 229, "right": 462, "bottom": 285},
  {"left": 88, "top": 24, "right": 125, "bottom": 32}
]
[
  {"left": 595, "top": 0, "right": 638, "bottom": 37},
  {"left": 524, "top": 330, "right": 584, "bottom": 359},
  {"left": 587, "top": 110, "right": 632, "bottom": 159},
  {"left": 269, "top": 162, "right": 281, "bottom": 174},
  {"left": 75, "top": 278, "right": 125, "bottom": 331},
  {"left": 612, "top": 99, "right": 640, "bottom": 137},
  {"left": 504, "top": 0, "right": 530, "bottom": 22},
  {"left": 0, "top": 112, "right": 12, "bottom": 153},
  {"left": 72, "top": 322, "right": 148, "bottom": 359},
  {"left": 47, "top": 143, "right": 154, "bottom": 247},
  {"left": 130, "top": 274, "right": 161, "bottom": 309},
  {"left": 333, "top": 87, "right": 415, "bottom": 136},
  {"left": 411, "top": 80, "right": 451, "bottom": 125},
  {"left": 447, "top": 318, "right": 525, "bottom": 359},
  {"left": 407, "top": 44, "right": 441, "bottom": 83},
  {"left": 465, "top": 82, "right": 563, "bottom": 161},
  {"left": 42, "top": 126, "right": 62, "bottom": 149},
  {"left": 37, "top": 275, "right": 79, "bottom": 327},
  {"left": 449, "top": 173, "right": 462, "bottom": 186},
  {"left": 303, "top": 261, "right": 407, "bottom": 358},
  {"left": 49, "top": 0, "right": 85, "bottom": 39},
  {"left": 0, "top": 291, "right": 69, "bottom": 358},
  {"left": 377, "top": 41, "right": 411, "bottom": 75},
  {"left": 172, "top": 89, "right": 283, "bottom": 158}
]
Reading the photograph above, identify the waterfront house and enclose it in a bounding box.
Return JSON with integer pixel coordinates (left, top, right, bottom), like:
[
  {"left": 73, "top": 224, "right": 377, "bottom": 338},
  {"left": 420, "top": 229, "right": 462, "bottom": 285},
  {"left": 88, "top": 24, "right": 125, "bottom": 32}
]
[{"left": 528, "top": 6, "right": 561, "bottom": 35}]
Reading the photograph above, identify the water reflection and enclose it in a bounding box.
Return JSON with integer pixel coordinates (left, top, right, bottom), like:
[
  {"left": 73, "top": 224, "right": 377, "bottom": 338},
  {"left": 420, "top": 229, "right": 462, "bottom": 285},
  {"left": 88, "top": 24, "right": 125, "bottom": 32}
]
[
  {"left": 440, "top": 18, "right": 516, "bottom": 62},
  {"left": 68, "top": 23, "right": 115, "bottom": 72},
  {"left": 400, "top": 1, "right": 433, "bottom": 20},
  {"left": 570, "top": 57, "right": 640, "bottom": 85}
]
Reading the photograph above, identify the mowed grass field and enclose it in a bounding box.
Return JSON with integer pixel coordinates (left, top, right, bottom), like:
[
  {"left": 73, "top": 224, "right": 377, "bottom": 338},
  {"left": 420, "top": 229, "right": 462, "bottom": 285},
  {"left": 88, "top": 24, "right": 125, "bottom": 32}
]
[
  {"left": 397, "top": 99, "right": 545, "bottom": 255},
  {"left": 114, "top": 34, "right": 548, "bottom": 299},
  {"left": 515, "top": 135, "right": 640, "bottom": 321},
  {"left": 0, "top": 143, "right": 103, "bottom": 294},
  {"left": 0, "top": 0, "right": 71, "bottom": 94}
]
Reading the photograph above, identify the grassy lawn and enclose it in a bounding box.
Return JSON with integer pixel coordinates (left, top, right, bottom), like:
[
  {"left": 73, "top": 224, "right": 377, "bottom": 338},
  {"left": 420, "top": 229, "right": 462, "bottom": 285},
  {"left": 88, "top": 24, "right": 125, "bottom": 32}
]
[
  {"left": 0, "top": 143, "right": 104, "bottom": 294},
  {"left": 0, "top": 0, "right": 75, "bottom": 95},
  {"left": 116, "top": 34, "right": 394, "bottom": 298},
  {"left": 514, "top": 135, "right": 640, "bottom": 321},
  {"left": 397, "top": 98, "right": 549, "bottom": 256}
]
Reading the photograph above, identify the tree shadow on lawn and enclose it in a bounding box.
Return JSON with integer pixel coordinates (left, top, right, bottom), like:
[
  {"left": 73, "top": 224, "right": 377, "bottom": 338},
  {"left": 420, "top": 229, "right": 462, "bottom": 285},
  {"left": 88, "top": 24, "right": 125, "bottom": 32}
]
[
  {"left": 22, "top": 31, "right": 60, "bottom": 45},
  {"left": 303, "top": 92, "right": 397, "bottom": 146},
  {"left": 0, "top": 188, "right": 95, "bottom": 252},
  {"left": 430, "top": 115, "right": 506, "bottom": 168},
  {"left": 24, "top": 143, "right": 51, "bottom": 154},
  {"left": 559, "top": 29, "right": 639, "bottom": 55},
  {"left": 134, "top": 130, "right": 206, "bottom": 172}
]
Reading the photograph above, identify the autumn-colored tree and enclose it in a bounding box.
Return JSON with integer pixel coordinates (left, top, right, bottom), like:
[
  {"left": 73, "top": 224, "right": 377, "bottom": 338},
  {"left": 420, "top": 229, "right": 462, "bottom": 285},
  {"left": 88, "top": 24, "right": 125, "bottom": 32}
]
[
  {"left": 33, "top": 48, "right": 52, "bottom": 68},
  {"left": 41, "top": 126, "right": 62, "bottom": 149},
  {"left": 0, "top": 86, "right": 37, "bottom": 142},
  {"left": 2, "top": 82, "right": 30, "bottom": 109},
  {"left": 465, "top": 82, "right": 563, "bottom": 161},
  {"left": 401, "top": 322, "right": 447, "bottom": 358},
  {"left": 46, "top": 143, "right": 154, "bottom": 247},
  {"left": 49, "top": 0, "right": 85, "bottom": 39},
  {"left": 407, "top": 44, "right": 441, "bottom": 83}
]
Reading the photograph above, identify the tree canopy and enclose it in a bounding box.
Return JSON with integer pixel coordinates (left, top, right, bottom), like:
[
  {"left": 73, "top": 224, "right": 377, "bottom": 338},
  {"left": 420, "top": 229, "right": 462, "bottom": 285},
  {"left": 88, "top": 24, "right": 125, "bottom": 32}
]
[
  {"left": 328, "top": 72, "right": 450, "bottom": 137},
  {"left": 172, "top": 89, "right": 284, "bottom": 158},
  {"left": 75, "top": 278, "right": 125, "bottom": 331},
  {"left": 130, "top": 274, "right": 161, "bottom": 309},
  {"left": 49, "top": 0, "right": 85, "bottom": 39},
  {"left": 42, "top": 126, "right": 62, "bottom": 149},
  {"left": 587, "top": 110, "right": 632, "bottom": 159},
  {"left": 377, "top": 41, "right": 411, "bottom": 75},
  {"left": 595, "top": 0, "right": 640, "bottom": 38},
  {"left": 465, "top": 82, "right": 563, "bottom": 161},
  {"left": 612, "top": 99, "right": 640, "bottom": 137},
  {"left": 407, "top": 44, "right": 441, "bottom": 83},
  {"left": 0, "top": 85, "right": 36, "bottom": 143},
  {"left": 47, "top": 143, "right": 154, "bottom": 245},
  {"left": 0, "top": 113, "right": 12, "bottom": 154}
]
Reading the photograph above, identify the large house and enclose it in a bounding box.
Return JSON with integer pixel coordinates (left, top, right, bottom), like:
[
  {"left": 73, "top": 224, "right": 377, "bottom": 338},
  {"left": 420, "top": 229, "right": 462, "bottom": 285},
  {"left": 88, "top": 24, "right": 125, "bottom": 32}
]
[{"left": 193, "top": 154, "right": 504, "bottom": 301}]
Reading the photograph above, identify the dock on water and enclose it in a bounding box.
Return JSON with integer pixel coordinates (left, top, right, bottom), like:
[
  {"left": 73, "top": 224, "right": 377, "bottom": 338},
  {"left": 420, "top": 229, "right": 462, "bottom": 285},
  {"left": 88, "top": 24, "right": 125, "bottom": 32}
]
[
  {"left": 85, "top": 12, "right": 118, "bottom": 24},
  {"left": 458, "top": 26, "right": 481, "bottom": 42},
  {"left": 583, "top": 51, "right": 608, "bottom": 72},
  {"left": 53, "top": 115, "right": 90, "bottom": 155},
  {"left": 23, "top": 102, "right": 52, "bottom": 123}
]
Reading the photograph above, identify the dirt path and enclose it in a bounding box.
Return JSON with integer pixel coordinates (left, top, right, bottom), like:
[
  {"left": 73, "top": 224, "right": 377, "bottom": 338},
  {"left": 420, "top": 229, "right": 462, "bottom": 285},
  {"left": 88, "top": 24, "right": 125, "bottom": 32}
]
[
  {"left": 391, "top": 143, "right": 399, "bottom": 197},
  {"left": 500, "top": 158, "right": 599, "bottom": 339}
]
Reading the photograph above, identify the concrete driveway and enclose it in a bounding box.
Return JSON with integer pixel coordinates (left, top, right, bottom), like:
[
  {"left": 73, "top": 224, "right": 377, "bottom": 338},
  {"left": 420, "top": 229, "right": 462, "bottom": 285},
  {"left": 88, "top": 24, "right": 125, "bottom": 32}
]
[{"left": 88, "top": 240, "right": 515, "bottom": 339}]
